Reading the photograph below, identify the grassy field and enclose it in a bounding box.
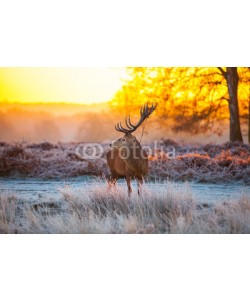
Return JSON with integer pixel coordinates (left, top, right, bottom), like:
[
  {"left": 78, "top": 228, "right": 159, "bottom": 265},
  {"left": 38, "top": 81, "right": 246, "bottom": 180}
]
[
  {"left": 1, "top": 140, "right": 249, "bottom": 234},
  {"left": 1, "top": 181, "right": 250, "bottom": 234}
]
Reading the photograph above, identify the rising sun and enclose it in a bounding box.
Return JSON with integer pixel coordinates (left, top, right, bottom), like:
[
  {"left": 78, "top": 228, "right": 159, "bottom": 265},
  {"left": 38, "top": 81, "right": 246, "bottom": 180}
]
[{"left": 0, "top": 67, "right": 127, "bottom": 104}]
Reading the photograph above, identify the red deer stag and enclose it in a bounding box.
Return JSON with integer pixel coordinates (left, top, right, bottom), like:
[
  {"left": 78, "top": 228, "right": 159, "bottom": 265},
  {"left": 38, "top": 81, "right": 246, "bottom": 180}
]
[{"left": 107, "top": 103, "right": 157, "bottom": 196}]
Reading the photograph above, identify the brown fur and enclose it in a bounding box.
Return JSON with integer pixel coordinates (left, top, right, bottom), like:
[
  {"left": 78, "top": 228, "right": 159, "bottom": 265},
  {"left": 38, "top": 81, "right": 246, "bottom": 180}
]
[
  {"left": 107, "top": 133, "right": 148, "bottom": 195},
  {"left": 107, "top": 103, "right": 157, "bottom": 195}
]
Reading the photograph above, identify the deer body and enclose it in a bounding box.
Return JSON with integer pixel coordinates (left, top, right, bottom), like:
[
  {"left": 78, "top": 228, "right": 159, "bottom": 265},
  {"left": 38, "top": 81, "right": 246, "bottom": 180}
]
[{"left": 106, "top": 104, "right": 157, "bottom": 195}]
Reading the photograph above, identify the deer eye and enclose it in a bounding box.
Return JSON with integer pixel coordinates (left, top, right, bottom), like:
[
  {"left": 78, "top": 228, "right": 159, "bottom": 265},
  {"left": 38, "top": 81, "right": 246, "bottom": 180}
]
[{"left": 122, "top": 138, "right": 126, "bottom": 142}]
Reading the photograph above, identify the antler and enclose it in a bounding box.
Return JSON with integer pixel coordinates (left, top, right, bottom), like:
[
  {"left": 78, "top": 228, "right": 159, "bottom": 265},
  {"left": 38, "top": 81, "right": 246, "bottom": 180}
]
[{"left": 115, "top": 103, "right": 157, "bottom": 134}]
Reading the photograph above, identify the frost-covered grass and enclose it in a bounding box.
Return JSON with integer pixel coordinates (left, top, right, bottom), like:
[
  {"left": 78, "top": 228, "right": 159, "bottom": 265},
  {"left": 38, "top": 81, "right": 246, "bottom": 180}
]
[
  {"left": 149, "top": 140, "right": 250, "bottom": 184},
  {"left": 0, "top": 140, "right": 250, "bottom": 184},
  {"left": 0, "top": 141, "right": 108, "bottom": 178},
  {"left": 1, "top": 181, "right": 250, "bottom": 234}
]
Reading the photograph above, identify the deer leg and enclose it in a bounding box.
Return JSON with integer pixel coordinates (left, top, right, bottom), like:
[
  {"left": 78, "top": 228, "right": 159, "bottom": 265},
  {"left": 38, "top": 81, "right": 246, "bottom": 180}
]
[
  {"left": 137, "top": 176, "right": 143, "bottom": 196},
  {"left": 125, "top": 167, "right": 132, "bottom": 196},
  {"left": 126, "top": 175, "right": 132, "bottom": 197},
  {"left": 107, "top": 175, "right": 117, "bottom": 192}
]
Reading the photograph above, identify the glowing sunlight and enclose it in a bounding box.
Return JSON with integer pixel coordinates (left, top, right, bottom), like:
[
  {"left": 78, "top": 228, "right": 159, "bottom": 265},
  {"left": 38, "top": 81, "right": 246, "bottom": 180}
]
[{"left": 0, "top": 67, "right": 127, "bottom": 104}]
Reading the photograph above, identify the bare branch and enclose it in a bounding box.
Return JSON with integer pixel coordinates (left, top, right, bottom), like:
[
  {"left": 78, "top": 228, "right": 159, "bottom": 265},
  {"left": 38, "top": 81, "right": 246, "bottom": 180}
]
[{"left": 217, "top": 67, "right": 227, "bottom": 78}]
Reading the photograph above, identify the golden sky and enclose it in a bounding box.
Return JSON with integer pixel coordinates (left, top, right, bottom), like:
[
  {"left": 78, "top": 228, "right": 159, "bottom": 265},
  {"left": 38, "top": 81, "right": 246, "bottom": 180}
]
[{"left": 0, "top": 67, "right": 127, "bottom": 104}]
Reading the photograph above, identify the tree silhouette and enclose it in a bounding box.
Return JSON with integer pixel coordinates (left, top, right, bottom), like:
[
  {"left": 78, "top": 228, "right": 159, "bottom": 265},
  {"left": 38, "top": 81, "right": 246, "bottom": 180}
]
[
  {"left": 111, "top": 67, "right": 250, "bottom": 143},
  {"left": 218, "top": 67, "right": 242, "bottom": 142}
]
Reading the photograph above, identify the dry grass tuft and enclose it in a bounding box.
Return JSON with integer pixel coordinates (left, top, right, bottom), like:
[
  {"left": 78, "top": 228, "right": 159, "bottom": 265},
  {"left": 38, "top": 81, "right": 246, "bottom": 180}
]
[
  {"left": 0, "top": 193, "right": 18, "bottom": 233},
  {"left": 1, "top": 181, "right": 250, "bottom": 234}
]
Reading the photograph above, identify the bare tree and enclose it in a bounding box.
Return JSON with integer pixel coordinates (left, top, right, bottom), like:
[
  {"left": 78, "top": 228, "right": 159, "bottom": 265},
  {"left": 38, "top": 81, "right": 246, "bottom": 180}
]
[
  {"left": 218, "top": 67, "right": 243, "bottom": 142},
  {"left": 248, "top": 67, "right": 250, "bottom": 143},
  {"left": 111, "top": 67, "right": 249, "bottom": 143}
]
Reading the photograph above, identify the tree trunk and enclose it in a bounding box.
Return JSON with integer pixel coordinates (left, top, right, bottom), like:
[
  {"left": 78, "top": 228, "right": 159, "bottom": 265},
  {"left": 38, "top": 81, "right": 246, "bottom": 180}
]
[
  {"left": 248, "top": 98, "right": 250, "bottom": 143},
  {"left": 225, "top": 67, "right": 243, "bottom": 142}
]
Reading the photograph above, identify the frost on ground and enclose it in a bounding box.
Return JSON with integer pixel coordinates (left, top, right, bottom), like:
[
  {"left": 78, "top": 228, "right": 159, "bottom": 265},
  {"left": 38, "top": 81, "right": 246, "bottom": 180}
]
[
  {"left": 1, "top": 180, "right": 250, "bottom": 234},
  {"left": 0, "top": 140, "right": 250, "bottom": 184}
]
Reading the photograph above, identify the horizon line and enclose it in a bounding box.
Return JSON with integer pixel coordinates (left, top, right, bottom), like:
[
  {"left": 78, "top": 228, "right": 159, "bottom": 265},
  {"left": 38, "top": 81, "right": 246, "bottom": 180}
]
[{"left": 0, "top": 100, "right": 111, "bottom": 105}]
